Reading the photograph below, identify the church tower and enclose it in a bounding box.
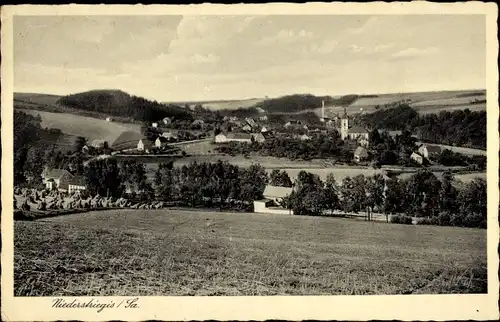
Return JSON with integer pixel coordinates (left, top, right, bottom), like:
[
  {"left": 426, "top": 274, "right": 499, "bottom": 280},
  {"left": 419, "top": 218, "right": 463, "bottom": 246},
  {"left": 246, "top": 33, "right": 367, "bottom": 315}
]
[{"left": 340, "top": 107, "right": 349, "bottom": 140}]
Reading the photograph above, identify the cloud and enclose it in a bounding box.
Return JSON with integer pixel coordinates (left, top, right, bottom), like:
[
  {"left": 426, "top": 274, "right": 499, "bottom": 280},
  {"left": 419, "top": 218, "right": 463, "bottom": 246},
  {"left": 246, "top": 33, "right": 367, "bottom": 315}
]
[
  {"left": 391, "top": 47, "right": 440, "bottom": 58},
  {"left": 258, "top": 28, "right": 316, "bottom": 46},
  {"left": 309, "top": 39, "right": 339, "bottom": 54}
]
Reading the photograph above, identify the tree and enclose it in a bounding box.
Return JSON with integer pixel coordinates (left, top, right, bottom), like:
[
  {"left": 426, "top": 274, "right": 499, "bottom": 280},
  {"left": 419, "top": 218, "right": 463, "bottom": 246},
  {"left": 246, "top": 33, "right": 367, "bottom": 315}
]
[
  {"left": 240, "top": 164, "right": 268, "bottom": 202},
  {"left": 365, "top": 174, "right": 385, "bottom": 220},
  {"left": 270, "top": 169, "right": 293, "bottom": 187},
  {"left": 383, "top": 177, "right": 404, "bottom": 222},
  {"left": 290, "top": 171, "right": 327, "bottom": 216},
  {"left": 73, "top": 136, "right": 87, "bottom": 153},
  {"left": 457, "top": 178, "right": 486, "bottom": 227},
  {"left": 404, "top": 169, "right": 441, "bottom": 218},
  {"left": 438, "top": 171, "right": 458, "bottom": 214},
  {"left": 324, "top": 174, "right": 340, "bottom": 214}
]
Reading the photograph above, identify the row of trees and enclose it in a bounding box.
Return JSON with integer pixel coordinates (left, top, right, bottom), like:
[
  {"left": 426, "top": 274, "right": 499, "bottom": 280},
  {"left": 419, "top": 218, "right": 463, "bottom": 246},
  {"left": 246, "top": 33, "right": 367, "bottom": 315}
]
[
  {"left": 215, "top": 132, "right": 354, "bottom": 162},
  {"left": 284, "top": 169, "right": 486, "bottom": 228},
  {"left": 80, "top": 158, "right": 486, "bottom": 228}
]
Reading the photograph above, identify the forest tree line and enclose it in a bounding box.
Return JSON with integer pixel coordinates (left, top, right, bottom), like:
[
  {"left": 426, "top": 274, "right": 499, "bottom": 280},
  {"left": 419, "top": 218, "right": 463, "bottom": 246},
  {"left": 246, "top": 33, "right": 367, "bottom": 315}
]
[{"left": 358, "top": 104, "right": 486, "bottom": 149}]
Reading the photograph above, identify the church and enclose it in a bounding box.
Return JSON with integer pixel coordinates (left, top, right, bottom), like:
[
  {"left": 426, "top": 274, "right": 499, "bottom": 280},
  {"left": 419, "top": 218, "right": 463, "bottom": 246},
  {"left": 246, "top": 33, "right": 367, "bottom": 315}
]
[{"left": 320, "top": 101, "right": 369, "bottom": 147}]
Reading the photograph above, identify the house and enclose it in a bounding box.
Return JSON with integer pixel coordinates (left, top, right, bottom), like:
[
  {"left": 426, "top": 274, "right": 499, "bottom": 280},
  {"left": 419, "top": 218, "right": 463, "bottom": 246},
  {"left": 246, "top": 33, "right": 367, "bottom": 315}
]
[
  {"left": 162, "top": 117, "right": 172, "bottom": 125},
  {"left": 137, "top": 139, "right": 153, "bottom": 152},
  {"left": 259, "top": 115, "right": 268, "bottom": 121},
  {"left": 245, "top": 117, "right": 257, "bottom": 128},
  {"left": 42, "top": 168, "right": 74, "bottom": 192},
  {"left": 251, "top": 133, "right": 266, "bottom": 143},
  {"left": 417, "top": 144, "right": 442, "bottom": 159},
  {"left": 242, "top": 124, "right": 252, "bottom": 132},
  {"left": 256, "top": 107, "right": 266, "bottom": 114},
  {"left": 299, "top": 134, "right": 311, "bottom": 141},
  {"left": 152, "top": 122, "right": 158, "bottom": 128},
  {"left": 106, "top": 117, "right": 112, "bottom": 122},
  {"left": 90, "top": 139, "right": 106, "bottom": 149},
  {"left": 68, "top": 176, "right": 87, "bottom": 194},
  {"left": 303, "top": 125, "right": 309, "bottom": 131},
  {"left": 261, "top": 126, "right": 269, "bottom": 133},
  {"left": 155, "top": 136, "right": 168, "bottom": 148},
  {"left": 81, "top": 145, "right": 89, "bottom": 153},
  {"left": 347, "top": 126, "right": 369, "bottom": 141},
  {"left": 253, "top": 185, "right": 294, "bottom": 215},
  {"left": 214, "top": 133, "right": 252, "bottom": 143},
  {"left": 358, "top": 137, "right": 369, "bottom": 147},
  {"left": 353, "top": 146, "right": 369, "bottom": 163},
  {"left": 411, "top": 152, "right": 425, "bottom": 165}
]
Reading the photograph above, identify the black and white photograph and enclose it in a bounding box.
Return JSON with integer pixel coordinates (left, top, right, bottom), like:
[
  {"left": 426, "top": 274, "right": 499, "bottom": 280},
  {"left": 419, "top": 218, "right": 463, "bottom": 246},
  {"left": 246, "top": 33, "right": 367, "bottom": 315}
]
[{"left": 2, "top": 3, "right": 498, "bottom": 321}]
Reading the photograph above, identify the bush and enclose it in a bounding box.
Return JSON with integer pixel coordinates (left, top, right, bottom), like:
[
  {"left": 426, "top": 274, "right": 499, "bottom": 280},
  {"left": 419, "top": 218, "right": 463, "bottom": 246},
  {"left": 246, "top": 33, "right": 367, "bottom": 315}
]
[
  {"left": 390, "top": 215, "right": 413, "bottom": 225},
  {"left": 463, "top": 212, "right": 486, "bottom": 229},
  {"left": 437, "top": 212, "right": 451, "bottom": 226}
]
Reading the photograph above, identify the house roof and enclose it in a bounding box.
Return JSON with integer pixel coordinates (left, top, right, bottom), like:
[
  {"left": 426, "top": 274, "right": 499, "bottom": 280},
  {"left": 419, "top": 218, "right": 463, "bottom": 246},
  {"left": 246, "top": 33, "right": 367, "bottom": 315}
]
[
  {"left": 112, "top": 130, "right": 144, "bottom": 149},
  {"left": 348, "top": 126, "right": 368, "bottom": 134},
  {"left": 263, "top": 185, "right": 293, "bottom": 198},
  {"left": 69, "top": 176, "right": 86, "bottom": 186},
  {"left": 44, "top": 168, "right": 73, "bottom": 180},
  {"left": 90, "top": 139, "right": 106, "bottom": 147},
  {"left": 421, "top": 144, "right": 442, "bottom": 153},
  {"left": 226, "top": 133, "right": 252, "bottom": 140},
  {"left": 411, "top": 152, "right": 423, "bottom": 158},
  {"left": 354, "top": 146, "right": 368, "bottom": 157}
]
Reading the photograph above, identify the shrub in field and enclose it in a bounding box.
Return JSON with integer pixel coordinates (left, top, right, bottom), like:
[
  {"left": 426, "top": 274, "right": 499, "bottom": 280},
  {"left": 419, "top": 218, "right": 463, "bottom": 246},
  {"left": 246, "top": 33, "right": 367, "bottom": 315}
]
[
  {"left": 390, "top": 215, "right": 413, "bottom": 225},
  {"left": 416, "top": 217, "right": 438, "bottom": 226}
]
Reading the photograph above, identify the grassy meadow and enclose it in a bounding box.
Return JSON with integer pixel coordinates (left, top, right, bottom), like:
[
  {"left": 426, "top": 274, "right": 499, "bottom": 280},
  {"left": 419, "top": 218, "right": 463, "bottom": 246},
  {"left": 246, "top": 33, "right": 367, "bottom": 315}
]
[
  {"left": 20, "top": 109, "right": 141, "bottom": 143},
  {"left": 14, "top": 209, "right": 487, "bottom": 296}
]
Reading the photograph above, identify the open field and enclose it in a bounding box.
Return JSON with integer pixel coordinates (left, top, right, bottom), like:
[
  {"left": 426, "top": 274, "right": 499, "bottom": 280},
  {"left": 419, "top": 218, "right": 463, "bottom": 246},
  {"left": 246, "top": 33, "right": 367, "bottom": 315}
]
[
  {"left": 416, "top": 142, "right": 486, "bottom": 156},
  {"left": 318, "top": 89, "right": 486, "bottom": 117},
  {"left": 14, "top": 92, "right": 62, "bottom": 106},
  {"left": 20, "top": 109, "right": 140, "bottom": 143},
  {"left": 14, "top": 209, "right": 487, "bottom": 296}
]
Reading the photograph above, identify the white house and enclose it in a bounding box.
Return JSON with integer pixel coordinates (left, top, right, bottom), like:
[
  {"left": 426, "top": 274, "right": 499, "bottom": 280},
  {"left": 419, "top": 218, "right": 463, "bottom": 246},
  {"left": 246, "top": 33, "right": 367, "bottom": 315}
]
[
  {"left": 242, "top": 124, "right": 252, "bottom": 132},
  {"left": 42, "top": 168, "right": 74, "bottom": 192},
  {"left": 152, "top": 122, "right": 158, "bottom": 128},
  {"left": 137, "top": 139, "right": 153, "bottom": 152},
  {"left": 261, "top": 126, "right": 269, "bottom": 133},
  {"left": 155, "top": 136, "right": 168, "bottom": 148},
  {"left": 259, "top": 115, "right": 268, "bottom": 121},
  {"left": 106, "top": 117, "right": 112, "bottom": 122},
  {"left": 251, "top": 133, "right": 266, "bottom": 143},
  {"left": 299, "top": 134, "right": 311, "bottom": 141},
  {"left": 68, "top": 176, "right": 87, "bottom": 194},
  {"left": 162, "top": 132, "right": 177, "bottom": 140},
  {"left": 347, "top": 126, "right": 369, "bottom": 141},
  {"left": 245, "top": 117, "right": 257, "bottom": 128}
]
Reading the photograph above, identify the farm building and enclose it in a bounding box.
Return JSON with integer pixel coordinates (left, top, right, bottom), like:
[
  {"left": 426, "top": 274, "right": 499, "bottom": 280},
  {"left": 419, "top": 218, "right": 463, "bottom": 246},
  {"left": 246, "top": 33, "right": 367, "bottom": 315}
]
[
  {"left": 242, "top": 124, "right": 252, "bottom": 132},
  {"left": 259, "top": 115, "right": 268, "bottom": 121},
  {"left": 111, "top": 131, "right": 144, "bottom": 151},
  {"left": 358, "top": 137, "right": 369, "bottom": 147},
  {"left": 411, "top": 152, "right": 425, "bottom": 165},
  {"left": 214, "top": 133, "right": 252, "bottom": 143},
  {"left": 191, "top": 119, "right": 205, "bottom": 128},
  {"left": 353, "top": 146, "right": 369, "bottom": 163},
  {"left": 254, "top": 185, "right": 294, "bottom": 215},
  {"left": 68, "top": 176, "right": 87, "bottom": 194},
  {"left": 90, "top": 139, "right": 106, "bottom": 149},
  {"left": 155, "top": 136, "right": 169, "bottom": 148},
  {"left": 137, "top": 139, "right": 154, "bottom": 153},
  {"left": 106, "top": 117, "right": 113, "bottom": 122},
  {"left": 162, "top": 117, "right": 172, "bottom": 125},
  {"left": 81, "top": 145, "right": 89, "bottom": 153},
  {"left": 152, "top": 122, "right": 159, "bottom": 128},
  {"left": 417, "top": 144, "right": 442, "bottom": 159},
  {"left": 261, "top": 126, "right": 269, "bottom": 133},
  {"left": 245, "top": 117, "right": 257, "bottom": 128},
  {"left": 251, "top": 133, "right": 266, "bottom": 143},
  {"left": 42, "top": 168, "right": 74, "bottom": 192}
]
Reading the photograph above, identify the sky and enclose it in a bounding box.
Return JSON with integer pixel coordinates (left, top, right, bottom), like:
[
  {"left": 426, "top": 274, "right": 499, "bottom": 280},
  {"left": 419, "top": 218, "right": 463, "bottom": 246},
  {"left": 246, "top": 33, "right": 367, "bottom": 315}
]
[{"left": 14, "top": 15, "right": 486, "bottom": 101}]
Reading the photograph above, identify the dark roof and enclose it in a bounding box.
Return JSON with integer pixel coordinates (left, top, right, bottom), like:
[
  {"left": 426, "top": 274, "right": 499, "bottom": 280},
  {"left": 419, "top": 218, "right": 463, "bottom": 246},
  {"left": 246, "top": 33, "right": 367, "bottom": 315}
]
[
  {"left": 156, "top": 136, "right": 168, "bottom": 143},
  {"left": 348, "top": 126, "right": 368, "bottom": 134},
  {"left": 139, "top": 139, "right": 154, "bottom": 148},
  {"left": 44, "top": 168, "right": 73, "bottom": 180},
  {"left": 69, "top": 176, "right": 86, "bottom": 186},
  {"left": 422, "top": 144, "right": 442, "bottom": 154}
]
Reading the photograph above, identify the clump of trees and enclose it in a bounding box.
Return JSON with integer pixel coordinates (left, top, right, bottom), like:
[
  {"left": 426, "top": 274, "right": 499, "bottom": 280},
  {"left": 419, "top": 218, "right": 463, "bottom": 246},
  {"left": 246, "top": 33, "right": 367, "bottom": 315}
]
[
  {"left": 215, "top": 132, "right": 353, "bottom": 162},
  {"left": 359, "top": 104, "right": 486, "bottom": 149},
  {"left": 57, "top": 90, "right": 193, "bottom": 123}
]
